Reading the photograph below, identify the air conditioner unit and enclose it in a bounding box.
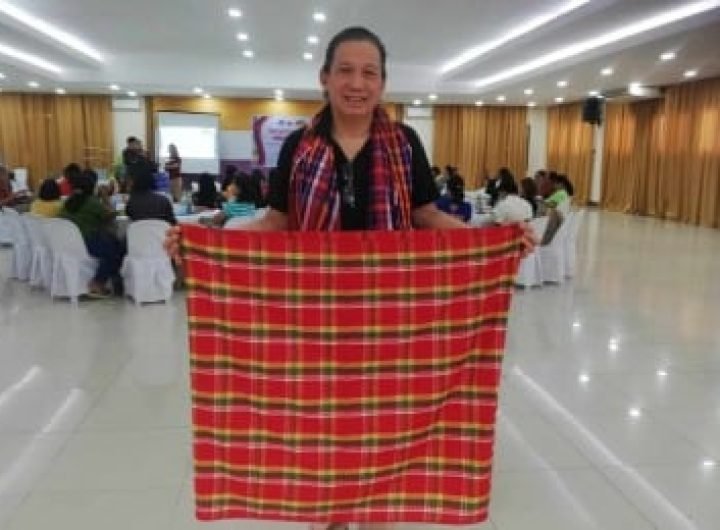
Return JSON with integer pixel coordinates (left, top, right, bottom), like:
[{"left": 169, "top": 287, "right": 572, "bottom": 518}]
[
  {"left": 112, "top": 96, "right": 141, "bottom": 112},
  {"left": 405, "top": 106, "right": 433, "bottom": 119},
  {"left": 603, "top": 85, "right": 663, "bottom": 102}
]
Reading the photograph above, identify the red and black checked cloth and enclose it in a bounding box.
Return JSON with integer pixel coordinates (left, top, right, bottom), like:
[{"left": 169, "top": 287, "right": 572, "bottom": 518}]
[{"left": 182, "top": 225, "right": 522, "bottom": 524}]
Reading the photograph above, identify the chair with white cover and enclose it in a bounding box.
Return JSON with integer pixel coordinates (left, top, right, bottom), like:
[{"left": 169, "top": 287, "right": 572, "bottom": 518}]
[
  {"left": 0, "top": 208, "right": 15, "bottom": 246},
  {"left": 2, "top": 208, "right": 32, "bottom": 281},
  {"left": 564, "top": 209, "right": 585, "bottom": 278},
  {"left": 43, "top": 218, "right": 98, "bottom": 304},
  {"left": 121, "top": 220, "right": 175, "bottom": 305},
  {"left": 516, "top": 216, "right": 549, "bottom": 288},
  {"left": 539, "top": 211, "right": 573, "bottom": 283},
  {"left": 24, "top": 214, "right": 53, "bottom": 289},
  {"left": 224, "top": 215, "right": 258, "bottom": 229}
]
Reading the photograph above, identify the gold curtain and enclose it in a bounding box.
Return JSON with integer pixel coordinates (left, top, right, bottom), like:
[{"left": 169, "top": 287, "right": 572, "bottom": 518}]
[
  {"left": 601, "top": 77, "right": 720, "bottom": 228},
  {"left": 433, "top": 105, "right": 528, "bottom": 189},
  {"left": 547, "top": 103, "right": 594, "bottom": 204},
  {"left": 601, "top": 100, "right": 664, "bottom": 214},
  {"left": 0, "top": 94, "right": 112, "bottom": 189}
]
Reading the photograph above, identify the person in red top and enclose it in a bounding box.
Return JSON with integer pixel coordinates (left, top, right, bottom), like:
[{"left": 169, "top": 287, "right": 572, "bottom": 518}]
[{"left": 56, "top": 163, "right": 82, "bottom": 197}]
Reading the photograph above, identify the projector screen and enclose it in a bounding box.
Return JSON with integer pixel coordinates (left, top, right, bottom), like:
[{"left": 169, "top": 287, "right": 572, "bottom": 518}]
[{"left": 156, "top": 112, "right": 220, "bottom": 174}]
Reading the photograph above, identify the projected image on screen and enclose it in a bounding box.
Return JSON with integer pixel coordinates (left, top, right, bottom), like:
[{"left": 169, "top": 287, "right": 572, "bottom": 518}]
[
  {"left": 155, "top": 112, "right": 220, "bottom": 174},
  {"left": 159, "top": 127, "right": 216, "bottom": 159}
]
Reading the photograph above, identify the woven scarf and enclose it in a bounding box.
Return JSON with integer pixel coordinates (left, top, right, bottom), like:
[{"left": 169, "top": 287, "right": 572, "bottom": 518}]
[
  {"left": 182, "top": 224, "right": 522, "bottom": 525},
  {"left": 288, "top": 106, "right": 413, "bottom": 231}
]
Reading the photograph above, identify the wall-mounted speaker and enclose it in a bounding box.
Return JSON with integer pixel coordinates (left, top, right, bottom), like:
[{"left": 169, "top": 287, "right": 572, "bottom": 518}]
[{"left": 582, "top": 97, "right": 603, "bottom": 125}]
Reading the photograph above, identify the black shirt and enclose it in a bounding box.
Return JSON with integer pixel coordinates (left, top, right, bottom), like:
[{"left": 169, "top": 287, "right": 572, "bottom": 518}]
[
  {"left": 126, "top": 191, "right": 177, "bottom": 225},
  {"left": 268, "top": 110, "right": 439, "bottom": 230}
]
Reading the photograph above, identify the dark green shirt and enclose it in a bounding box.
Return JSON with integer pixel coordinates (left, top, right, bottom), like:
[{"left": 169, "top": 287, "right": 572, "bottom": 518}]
[{"left": 61, "top": 196, "right": 111, "bottom": 238}]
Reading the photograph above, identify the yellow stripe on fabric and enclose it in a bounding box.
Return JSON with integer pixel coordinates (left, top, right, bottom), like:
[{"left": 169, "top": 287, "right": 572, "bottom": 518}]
[
  {"left": 182, "top": 237, "right": 519, "bottom": 265},
  {"left": 184, "top": 272, "right": 516, "bottom": 301},
  {"left": 190, "top": 349, "right": 503, "bottom": 375},
  {"left": 188, "top": 311, "right": 509, "bottom": 337}
]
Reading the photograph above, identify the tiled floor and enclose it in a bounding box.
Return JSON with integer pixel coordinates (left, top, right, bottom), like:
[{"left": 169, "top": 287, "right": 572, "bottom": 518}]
[{"left": 1, "top": 210, "right": 719, "bottom": 529}]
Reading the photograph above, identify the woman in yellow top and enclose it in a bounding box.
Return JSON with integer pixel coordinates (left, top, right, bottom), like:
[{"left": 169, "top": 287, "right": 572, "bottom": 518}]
[{"left": 30, "top": 179, "right": 63, "bottom": 217}]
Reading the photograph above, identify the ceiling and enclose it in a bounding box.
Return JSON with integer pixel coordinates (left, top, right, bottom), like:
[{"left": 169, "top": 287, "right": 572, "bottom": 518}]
[{"left": 1, "top": 0, "right": 719, "bottom": 105}]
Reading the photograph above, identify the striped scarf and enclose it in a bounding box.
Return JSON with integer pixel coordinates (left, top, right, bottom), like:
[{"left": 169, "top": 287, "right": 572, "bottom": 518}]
[{"left": 288, "top": 106, "right": 413, "bottom": 231}]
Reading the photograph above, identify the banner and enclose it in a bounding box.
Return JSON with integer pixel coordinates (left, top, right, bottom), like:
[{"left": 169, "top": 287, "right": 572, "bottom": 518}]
[{"left": 252, "top": 115, "right": 309, "bottom": 167}]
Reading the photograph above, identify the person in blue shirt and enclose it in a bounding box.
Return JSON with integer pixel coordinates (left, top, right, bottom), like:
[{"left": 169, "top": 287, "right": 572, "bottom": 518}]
[{"left": 435, "top": 174, "right": 472, "bottom": 223}]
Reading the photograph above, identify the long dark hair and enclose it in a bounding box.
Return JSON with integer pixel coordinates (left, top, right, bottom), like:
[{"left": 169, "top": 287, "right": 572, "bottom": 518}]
[
  {"left": 322, "top": 27, "right": 387, "bottom": 80},
  {"left": 64, "top": 170, "right": 97, "bottom": 213},
  {"left": 193, "top": 173, "right": 218, "bottom": 208}
]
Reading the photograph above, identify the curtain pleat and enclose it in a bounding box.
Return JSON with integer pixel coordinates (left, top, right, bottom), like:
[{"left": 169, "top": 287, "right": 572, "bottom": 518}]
[
  {"left": 433, "top": 106, "right": 528, "bottom": 188},
  {"left": 0, "top": 94, "right": 112, "bottom": 189}
]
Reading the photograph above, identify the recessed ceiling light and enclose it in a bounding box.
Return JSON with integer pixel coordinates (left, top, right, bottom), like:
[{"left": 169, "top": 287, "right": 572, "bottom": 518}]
[
  {"left": 237, "top": 32, "right": 249, "bottom": 42},
  {"left": 555, "top": 97, "right": 565, "bottom": 103},
  {"left": 473, "top": 2, "right": 720, "bottom": 88},
  {"left": 203, "top": 93, "right": 212, "bottom": 99},
  {"left": 228, "top": 8, "right": 242, "bottom": 18},
  {"left": 628, "top": 407, "right": 642, "bottom": 418},
  {"left": 109, "top": 84, "right": 120, "bottom": 91},
  {"left": 428, "top": 93, "right": 438, "bottom": 101},
  {"left": 702, "top": 459, "right": 717, "bottom": 469},
  {"left": 413, "top": 99, "right": 422, "bottom": 106},
  {"left": 127, "top": 90, "right": 137, "bottom": 97},
  {"left": 684, "top": 69, "right": 698, "bottom": 78},
  {"left": 55, "top": 87, "right": 65, "bottom": 95},
  {"left": 303, "top": 52, "right": 313, "bottom": 61},
  {"left": 274, "top": 89, "right": 284, "bottom": 97},
  {"left": 440, "top": 0, "right": 590, "bottom": 74},
  {"left": 0, "top": 42, "right": 62, "bottom": 73},
  {"left": 660, "top": 51, "right": 676, "bottom": 61},
  {"left": 0, "top": 2, "right": 104, "bottom": 62},
  {"left": 589, "top": 90, "right": 600, "bottom": 97},
  {"left": 527, "top": 101, "right": 537, "bottom": 107},
  {"left": 313, "top": 12, "right": 327, "bottom": 23},
  {"left": 557, "top": 80, "right": 569, "bottom": 88},
  {"left": 579, "top": 374, "right": 590, "bottom": 384},
  {"left": 496, "top": 95, "right": 506, "bottom": 102},
  {"left": 656, "top": 369, "right": 668, "bottom": 378},
  {"left": 27, "top": 81, "right": 39, "bottom": 88},
  {"left": 193, "top": 87, "right": 203, "bottom": 94},
  {"left": 243, "top": 49, "right": 254, "bottom": 58},
  {"left": 474, "top": 100, "right": 484, "bottom": 106},
  {"left": 601, "top": 67, "right": 614, "bottom": 76},
  {"left": 524, "top": 88, "right": 534, "bottom": 95},
  {"left": 307, "top": 35, "right": 319, "bottom": 45},
  {"left": 0, "top": 72, "right": 5, "bottom": 79}
]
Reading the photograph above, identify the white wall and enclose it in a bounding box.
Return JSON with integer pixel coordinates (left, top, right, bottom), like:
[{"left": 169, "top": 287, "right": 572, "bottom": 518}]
[
  {"left": 403, "top": 115, "right": 434, "bottom": 165},
  {"left": 112, "top": 98, "right": 147, "bottom": 159},
  {"left": 526, "top": 107, "right": 548, "bottom": 177}
]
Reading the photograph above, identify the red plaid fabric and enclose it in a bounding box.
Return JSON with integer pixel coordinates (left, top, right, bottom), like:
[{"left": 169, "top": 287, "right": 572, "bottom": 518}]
[{"left": 182, "top": 225, "right": 522, "bottom": 524}]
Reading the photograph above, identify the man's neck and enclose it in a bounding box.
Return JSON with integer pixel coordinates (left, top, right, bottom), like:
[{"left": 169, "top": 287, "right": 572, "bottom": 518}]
[{"left": 330, "top": 108, "right": 373, "bottom": 140}]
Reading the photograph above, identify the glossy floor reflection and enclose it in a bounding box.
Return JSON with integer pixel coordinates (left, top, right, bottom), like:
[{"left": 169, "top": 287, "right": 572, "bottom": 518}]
[{"left": 1, "top": 211, "right": 719, "bottom": 530}]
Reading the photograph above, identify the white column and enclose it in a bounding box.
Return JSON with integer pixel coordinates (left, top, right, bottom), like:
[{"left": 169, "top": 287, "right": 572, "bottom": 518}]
[
  {"left": 526, "top": 107, "right": 548, "bottom": 176},
  {"left": 590, "top": 122, "right": 605, "bottom": 204}
]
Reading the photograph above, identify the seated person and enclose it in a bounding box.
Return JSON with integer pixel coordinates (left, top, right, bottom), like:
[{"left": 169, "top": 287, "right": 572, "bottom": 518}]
[
  {"left": 545, "top": 172, "right": 572, "bottom": 219},
  {"left": 30, "top": 178, "right": 63, "bottom": 217},
  {"left": 212, "top": 173, "right": 258, "bottom": 227},
  {"left": 60, "top": 170, "right": 125, "bottom": 297},
  {"left": 0, "top": 166, "right": 16, "bottom": 208},
  {"left": 220, "top": 167, "right": 239, "bottom": 202},
  {"left": 192, "top": 173, "right": 221, "bottom": 210},
  {"left": 491, "top": 171, "right": 533, "bottom": 225},
  {"left": 125, "top": 168, "right": 176, "bottom": 225},
  {"left": 57, "top": 163, "right": 82, "bottom": 197},
  {"left": 519, "top": 177, "right": 540, "bottom": 218},
  {"left": 435, "top": 174, "right": 472, "bottom": 223}
]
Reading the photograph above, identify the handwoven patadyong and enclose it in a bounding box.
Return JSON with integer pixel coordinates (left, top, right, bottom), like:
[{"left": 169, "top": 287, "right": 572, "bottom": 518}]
[{"left": 182, "top": 225, "right": 522, "bottom": 524}]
